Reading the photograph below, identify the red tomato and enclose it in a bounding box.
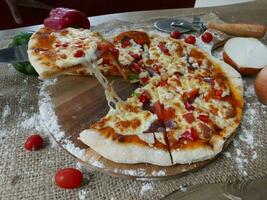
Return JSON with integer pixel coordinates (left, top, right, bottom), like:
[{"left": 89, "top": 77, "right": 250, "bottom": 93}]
[
  {"left": 128, "top": 51, "right": 140, "bottom": 60},
  {"left": 158, "top": 42, "right": 171, "bottom": 56},
  {"left": 131, "top": 63, "right": 142, "bottom": 73},
  {"left": 153, "top": 101, "right": 164, "bottom": 121},
  {"left": 201, "top": 32, "right": 213, "bottom": 43},
  {"left": 140, "top": 77, "right": 149, "bottom": 85},
  {"left": 170, "top": 31, "right": 182, "bottom": 39},
  {"left": 55, "top": 168, "right": 83, "bottom": 189},
  {"left": 163, "top": 107, "right": 176, "bottom": 121},
  {"left": 139, "top": 90, "right": 151, "bottom": 103},
  {"left": 215, "top": 89, "right": 223, "bottom": 99},
  {"left": 157, "top": 81, "right": 168, "bottom": 87},
  {"left": 73, "top": 50, "right": 85, "bottom": 57},
  {"left": 24, "top": 134, "right": 43, "bottom": 151},
  {"left": 197, "top": 114, "right": 210, "bottom": 123},
  {"left": 185, "top": 35, "right": 196, "bottom": 45},
  {"left": 110, "top": 48, "right": 119, "bottom": 59},
  {"left": 183, "top": 113, "right": 195, "bottom": 123}
]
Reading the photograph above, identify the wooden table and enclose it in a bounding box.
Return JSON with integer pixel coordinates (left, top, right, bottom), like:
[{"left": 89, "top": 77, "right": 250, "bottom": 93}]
[{"left": 0, "top": 1, "right": 266, "bottom": 199}]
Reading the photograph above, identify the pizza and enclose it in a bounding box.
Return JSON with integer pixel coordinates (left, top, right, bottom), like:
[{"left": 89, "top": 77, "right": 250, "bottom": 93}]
[
  {"left": 79, "top": 32, "right": 244, "bottom": 166},
  {"left": 27, "top": 27, "right": 244, "bottom": 166},
  {"left": 28, "top": 27, "right": 125, "bottom": 79}
]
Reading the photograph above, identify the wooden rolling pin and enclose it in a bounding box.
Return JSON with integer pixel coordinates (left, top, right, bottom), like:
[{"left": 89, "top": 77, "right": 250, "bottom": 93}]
[{"left": 208, "top": 22, "right": 266, "bottom": 38}]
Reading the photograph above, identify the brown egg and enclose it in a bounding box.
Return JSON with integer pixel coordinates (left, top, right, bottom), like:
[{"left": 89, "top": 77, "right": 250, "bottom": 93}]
[{"left": 254, "top": 67, "right": 267, "bottom": 105}]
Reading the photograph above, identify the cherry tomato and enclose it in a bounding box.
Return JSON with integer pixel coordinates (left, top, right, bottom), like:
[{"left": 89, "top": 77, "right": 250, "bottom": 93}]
[
  {"left": 185, "top": 35, "right": 196, "bottom": 45},
  {"left": 183, "top": 113, "right": 195, "bottom": 123},
  {"left": 158, "top": 42, "right": 171, "bottom": 56},
  {"left": 140, "top": 77, "right": 149, "bottom": 85},
  {"left": 197, "top": 114, "right": 210, "bottom": 123},
  {"left": 131, "top": 63, "right": 142, "bottom": 73},
  {"left": 170, "top": 31, "right": 182, "bottom": 39},
  {"left": 201, "top": 32, "right": 213, "bottom": 43},
  {"left": 24, "top": 134, "right": 43, "bottom": 151},
  {"left": 163, "top": 107, "right": 175, "bottom": 121},
  {"left": 55, "top": 168, "right": 83, "bottom": 189}
]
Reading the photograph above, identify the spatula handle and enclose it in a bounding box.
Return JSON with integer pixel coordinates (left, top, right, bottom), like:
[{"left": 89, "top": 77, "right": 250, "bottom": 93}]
[{"left": 207, "top": 22, "right": 266, "bottom": 38}]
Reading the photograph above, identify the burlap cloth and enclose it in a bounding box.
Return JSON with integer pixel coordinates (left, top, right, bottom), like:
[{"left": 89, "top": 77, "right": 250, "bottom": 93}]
[{"left": 0, "top": 13, "right": 266, "bottom": 200}]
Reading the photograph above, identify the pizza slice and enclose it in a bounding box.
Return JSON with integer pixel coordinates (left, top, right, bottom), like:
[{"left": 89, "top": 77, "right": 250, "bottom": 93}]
[
  {"left": 79, "top": 76, "right": 173, "bottom": 166},
  {"left": 28, "top": 27, "right": 126, "bottom": 79},
  {"left": 112, "top": 30, "right": 153, "bottom": 84}
]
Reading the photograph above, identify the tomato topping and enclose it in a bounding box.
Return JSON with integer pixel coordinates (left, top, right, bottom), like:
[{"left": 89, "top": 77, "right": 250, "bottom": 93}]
[
  {"left": 157, "top": 80, "right": 168, "bottom": 87},
  {"left": 215, "top": 89, "right": 223, "bottom": 99},
  {"left": 184, "top": 101, "right": 195, "bottom": 111},
  {"left": 110, "top": 48, "right": 119, "bottom": 59},
  {"left": 153, "top": 101, "right": 164, "bottom": 121},
  {"left": 139, "top": 90, "right": 151, "bottom": 103},
  {"left": 163, "top": 107, "right": 176, "bottom": 121},
  {"left": 158, "top": 42, "right": 171, "bottom": 56},
  {"left": 185, "top": 35, "right": 196, "bottom": 45},
  {"left": 24, "top": 134, "right": 43, "bottom": 151},
  {"left": 170, "top": 31, "right": 182, "bottom": 39},
  {"left": 180, "top": 128, "right": 198, "bottom": 142},
  {"left": 44, "top": 7, "right": 90, "bottom": 30},
  {"left": 73, "top": 50, "right": 85, "bottom": 57},
  {"left": 131, "top": 63, "right": 142, "bottom": 73},
  {"left": 188, "top": 88, "right": 199, "bottom": 103},
  {"left": 197, "top": 114, "right": 210, "bottom": 123},
  {"left": 128, "top": 51, "right": 140, "bottom": 60},
  {"left": 183, "top": 113, "right": 195, "bottom": 123},
  {"left": 121, "top": 36, "right": 131, "bottom": 48},
  {"left": 140, "top": 77, "right": 149, "bottom": 85},
  {"left": 201, "top": 32, "right": 213, "bottom": 43},
  {"left": 102, "top": 58, "right": 112, "bottom": 65},
  {"left": 55, "top": 168, "right": 83, "bottom": 189}
]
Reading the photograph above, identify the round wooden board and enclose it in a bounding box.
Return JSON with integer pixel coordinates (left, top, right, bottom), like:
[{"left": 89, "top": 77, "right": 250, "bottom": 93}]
[{"left": 43, "top": 75, "right": 235, "bottom": 180}]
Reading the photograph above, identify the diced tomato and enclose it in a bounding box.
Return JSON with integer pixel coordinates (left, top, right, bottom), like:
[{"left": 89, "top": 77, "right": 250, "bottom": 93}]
[
  {"left": 153, "top": 101, "right": 164, "bottom": 121},
  {"left": 215, "top": 89, "right": 223, "bottom": 99},
  {"left": 163, "top": 107, "right": 176, "bottom": 121},
  {"left": 121, "top": 36, "right": 131, "bottom": 48},
  {"left": 128, "top": 51, "right": 140, "bottom": 60},
  {"left": 183, "top": 113, "right": 195, "bottom": 123},
  {"left": 102, "top": 58, "right": 112, "bottom": 65},
  {"left": 184, "top": 101, "right": 195, "bottom": 111},
  {"left": 73, "top": 50, "right": 85, "bottom": 57},
  {"left": 197, "top": 114, "right": 210, "bottom": 123},
  {"left": 131, "top": 63, "right": 142, "bottom": 73},
  {"left": 158, "top": 42, "right": 171, "bottom": 56},
  {"left": 190, "top": 127, "right": 198, "bottom": 139},
  {"left": 154, "top": 64, "right": 161, "bottom": 73},
  {"left": 140, "top": 77, "right": 149, "bottom": 85},
  {"left": 188, "top": 88, "right": 199, "bottom": 103},
  {"left": 110, "top": 47, "right": 119, "bottom": 59},
  {"left": 139, "top": 90, "right": 151, "bottom": 103},
  {"left": 185, "top": 35, "right": 196, "bottom": 45},
  {"left": 157, "top": 81, "right": 168, "bottom": 87}
]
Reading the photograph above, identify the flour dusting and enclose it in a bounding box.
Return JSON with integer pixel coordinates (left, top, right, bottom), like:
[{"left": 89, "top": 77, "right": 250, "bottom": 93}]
[
  {"left": 140, "top": 182, "right": 153, "bottom": 196},
  {"left": 2, "top": 104, "right": 11, "bottom": 119}
]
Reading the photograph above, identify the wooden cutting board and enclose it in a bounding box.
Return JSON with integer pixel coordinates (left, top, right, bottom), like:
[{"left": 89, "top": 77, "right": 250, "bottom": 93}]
[{"left": 44, "top": 75, "right": 237, "bottom": 180}]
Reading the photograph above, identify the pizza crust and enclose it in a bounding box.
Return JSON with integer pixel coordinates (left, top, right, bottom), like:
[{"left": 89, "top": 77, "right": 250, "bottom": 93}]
[{"left": 79, "top": 129, "right": 172, "bottom": 166}]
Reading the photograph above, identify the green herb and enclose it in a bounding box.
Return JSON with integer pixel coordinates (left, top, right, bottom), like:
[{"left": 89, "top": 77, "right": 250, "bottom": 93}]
[
  {"left": 9, "top": 32, "right": 38, "bottom": 75},
  {"left": 129, "top": 73, "right": 139, "bottom": 83}
]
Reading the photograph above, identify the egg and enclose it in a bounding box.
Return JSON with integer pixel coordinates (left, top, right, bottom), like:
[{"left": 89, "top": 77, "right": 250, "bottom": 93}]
[{"left": 254, "top": 67, "right": 267, "bottom": 105}]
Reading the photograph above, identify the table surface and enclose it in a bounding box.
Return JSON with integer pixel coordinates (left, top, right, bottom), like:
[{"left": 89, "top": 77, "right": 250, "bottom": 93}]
[{"left": 0, "top": 1, "right": 266, "bottom": 199}]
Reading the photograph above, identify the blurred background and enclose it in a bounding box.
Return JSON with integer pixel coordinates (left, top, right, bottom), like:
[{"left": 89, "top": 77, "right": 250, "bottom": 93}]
[{"left": 0, "top": 0, "right": 254, "bottom": 30}]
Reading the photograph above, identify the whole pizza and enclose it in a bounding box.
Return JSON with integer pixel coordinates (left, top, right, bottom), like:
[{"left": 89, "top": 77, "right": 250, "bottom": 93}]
[{"left": 28, "top": 27, "right": 244, "bottom": 166}]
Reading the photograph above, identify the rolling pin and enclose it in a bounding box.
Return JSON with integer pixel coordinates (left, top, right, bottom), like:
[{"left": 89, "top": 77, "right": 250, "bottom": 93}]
[{"left": 207, "top": 22, "right": 266, "bottom": 38}]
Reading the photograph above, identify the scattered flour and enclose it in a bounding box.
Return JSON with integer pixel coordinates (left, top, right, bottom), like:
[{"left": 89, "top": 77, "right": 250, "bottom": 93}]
[
  {"left": 2, "top": 104, "right": 11, "bottom": 119},
  {"left": 140, "top": 182, "right": 153, "bottom": 196},
  {"left": 78, "top": 190, "right": 87, "bottom": 200},
  {"left": 179, "top": 184, "right": 187, "bottom": 192}
]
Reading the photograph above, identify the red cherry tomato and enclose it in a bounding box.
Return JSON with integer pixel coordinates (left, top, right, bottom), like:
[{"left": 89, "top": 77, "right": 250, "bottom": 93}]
[
  {"left": 55, "top": 168, "right": 83, "bottom": 189},
  {"left": 170, "top": 31, "right": 182, "bottom": 39},
  {"left": 185, "top": 35, "right": 196, "bottom": 45},
  {"left": 201, "top": 32, "right": 213, "bottom": 43},
  {"left": 73, "top": 50, "right": 85, "bottom": 57},
  {"left": 140, "top": 77, "right": 149, "bottom": 85},
  {"left": 24, "top": 134, "right": 43, "bottom": 151}
]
